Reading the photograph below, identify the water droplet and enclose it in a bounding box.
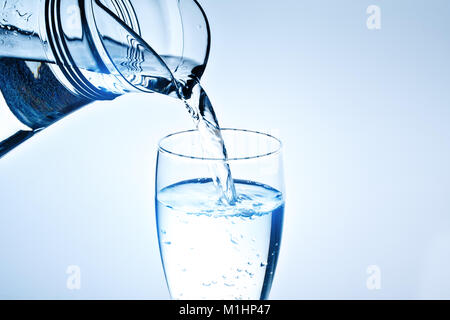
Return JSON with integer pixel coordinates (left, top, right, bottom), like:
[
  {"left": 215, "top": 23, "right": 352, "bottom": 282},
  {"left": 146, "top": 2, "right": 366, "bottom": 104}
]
[
  {"left": 247, "top": 262, "right": 252, "bottom": 265},
  {"left": 260, "top": 262, "right": 267, "bottom": 267},
  {"left": 224, "top": 283, "right": 235, "bottom": 287},
  {"left": 163, "top": 241, "right": 172, "bottom": 245},
  {"left": 202, "top": 282, "right": 212, "bottom": 287},
  {"left": 230, "top": 236, "right": 239, "bottom": 245}
]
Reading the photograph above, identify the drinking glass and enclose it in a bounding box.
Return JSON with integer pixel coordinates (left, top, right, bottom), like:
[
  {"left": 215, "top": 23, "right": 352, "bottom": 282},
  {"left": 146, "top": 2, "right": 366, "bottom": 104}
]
[{"left": 155, "top": 129, "right": 284, "bottom": 300}]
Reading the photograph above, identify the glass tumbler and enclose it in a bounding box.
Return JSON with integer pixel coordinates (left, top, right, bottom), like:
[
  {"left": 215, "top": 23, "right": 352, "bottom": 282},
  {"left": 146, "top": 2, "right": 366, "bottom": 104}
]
[{"left": 155, "top": 129, "right": 284, "bottom": 300}]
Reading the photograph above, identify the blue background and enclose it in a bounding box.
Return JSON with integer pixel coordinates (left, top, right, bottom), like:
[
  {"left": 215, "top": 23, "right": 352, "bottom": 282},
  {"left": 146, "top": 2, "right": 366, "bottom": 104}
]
[{"left": 1, "top": 0, "right": 450, "bottom": 299}]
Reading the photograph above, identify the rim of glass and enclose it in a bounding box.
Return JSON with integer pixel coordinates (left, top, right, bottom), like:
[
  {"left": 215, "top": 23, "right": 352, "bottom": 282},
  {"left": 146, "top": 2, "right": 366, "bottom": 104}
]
[{"left": 158, "top": 128, "right": 283, "bottom": 161}]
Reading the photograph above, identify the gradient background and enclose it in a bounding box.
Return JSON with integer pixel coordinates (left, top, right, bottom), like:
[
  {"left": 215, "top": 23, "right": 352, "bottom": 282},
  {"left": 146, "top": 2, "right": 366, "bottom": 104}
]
[{"left": 1, "top": 0, "right": 450, "bottom": 299}]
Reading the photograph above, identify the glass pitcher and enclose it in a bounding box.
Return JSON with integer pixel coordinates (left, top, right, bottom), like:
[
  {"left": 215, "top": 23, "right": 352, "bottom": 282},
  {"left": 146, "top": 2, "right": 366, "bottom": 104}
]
[{"left": 0, "top": 0, "right": 211, "bottom": 157}]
